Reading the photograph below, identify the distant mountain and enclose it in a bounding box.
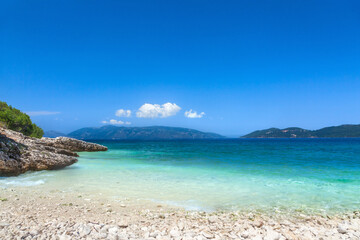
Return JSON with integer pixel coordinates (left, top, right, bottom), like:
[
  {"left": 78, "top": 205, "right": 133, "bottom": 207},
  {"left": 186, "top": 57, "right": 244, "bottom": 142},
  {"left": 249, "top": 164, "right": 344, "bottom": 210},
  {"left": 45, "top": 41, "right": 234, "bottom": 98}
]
[
  {"left": 67, "top": 125, "right": 225, "bottom": 140},
  {"left": 242, "top": 124, "right": 360, "bottom": 138},
  {"left": 43, "top": 130, "right": 67, "bottom": 138}
]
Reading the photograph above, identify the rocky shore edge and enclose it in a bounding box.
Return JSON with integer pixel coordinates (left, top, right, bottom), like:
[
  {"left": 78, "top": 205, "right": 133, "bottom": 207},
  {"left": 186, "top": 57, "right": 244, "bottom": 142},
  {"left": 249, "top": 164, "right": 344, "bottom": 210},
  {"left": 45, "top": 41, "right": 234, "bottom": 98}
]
[{"left": 0, "top": 127, "right": 107, "bottom": 176}]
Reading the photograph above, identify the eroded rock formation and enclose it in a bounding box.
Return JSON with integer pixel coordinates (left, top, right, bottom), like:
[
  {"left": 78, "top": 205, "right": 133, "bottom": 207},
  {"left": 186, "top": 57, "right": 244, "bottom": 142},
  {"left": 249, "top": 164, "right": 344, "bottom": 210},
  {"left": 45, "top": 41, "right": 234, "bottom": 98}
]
[{"left": 0, "top": 127, "right": 107, "bottom": 176}]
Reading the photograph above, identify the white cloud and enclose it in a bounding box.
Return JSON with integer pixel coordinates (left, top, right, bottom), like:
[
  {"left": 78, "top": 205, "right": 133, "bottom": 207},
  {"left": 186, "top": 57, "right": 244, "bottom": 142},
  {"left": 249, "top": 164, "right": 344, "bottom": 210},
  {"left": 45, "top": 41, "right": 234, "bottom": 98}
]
[
  {"left": 101, "top": 119, "right": 131, "bottom": 125},
  {"left": 115, "top": 109, "right": 131, "bottom": 117},
  {"left": 184, "top": 109, "right": 205, "bottom": 118},
  {"left": 26, "top": 111, "right": 60, "bottom": 116},
  {"left": 136, "top": 102, "right": 181, "bottom": 118}
]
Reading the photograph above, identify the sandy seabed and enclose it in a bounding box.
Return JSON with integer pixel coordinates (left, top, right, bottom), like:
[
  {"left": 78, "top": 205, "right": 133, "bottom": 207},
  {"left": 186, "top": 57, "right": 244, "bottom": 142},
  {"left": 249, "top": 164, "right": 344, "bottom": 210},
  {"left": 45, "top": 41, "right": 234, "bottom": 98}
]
[{"left": 0, "top": 187, "right": 359, "bottom": 240}]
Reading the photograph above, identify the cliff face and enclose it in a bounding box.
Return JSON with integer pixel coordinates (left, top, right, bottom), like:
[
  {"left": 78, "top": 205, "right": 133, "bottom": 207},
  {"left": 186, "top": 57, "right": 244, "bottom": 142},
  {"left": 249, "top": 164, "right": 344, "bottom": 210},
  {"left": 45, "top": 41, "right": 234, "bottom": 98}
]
[{"left": 0, "top": 127, "right": 107, "bottom": 176}]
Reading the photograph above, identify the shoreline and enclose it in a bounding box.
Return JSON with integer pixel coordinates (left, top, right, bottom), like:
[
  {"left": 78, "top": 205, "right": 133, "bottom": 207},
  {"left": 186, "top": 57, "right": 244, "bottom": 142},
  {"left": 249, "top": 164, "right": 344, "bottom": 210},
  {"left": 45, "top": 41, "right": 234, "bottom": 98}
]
[
  {"left": 1, "top": 128, "right": 360, "bottom": 239},
  {"left": 1, "top": 187, "right": 359, "bottom": 239}
]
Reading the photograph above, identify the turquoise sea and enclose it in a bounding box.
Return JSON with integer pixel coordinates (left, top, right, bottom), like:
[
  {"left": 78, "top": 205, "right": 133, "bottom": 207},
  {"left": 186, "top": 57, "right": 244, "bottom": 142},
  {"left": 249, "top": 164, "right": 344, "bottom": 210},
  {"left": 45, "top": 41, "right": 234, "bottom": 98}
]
[{"left": 1, "top": 139, "right": 360, "bottom": 214}]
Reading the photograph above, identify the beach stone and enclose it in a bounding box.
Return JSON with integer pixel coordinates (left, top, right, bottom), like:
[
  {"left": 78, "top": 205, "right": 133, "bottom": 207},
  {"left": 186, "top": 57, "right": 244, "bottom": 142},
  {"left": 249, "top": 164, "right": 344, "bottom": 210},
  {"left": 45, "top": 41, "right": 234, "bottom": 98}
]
[
  {"left": 194, "top": 235, "right": 206, "bottom": 240},
  {"left": 282, "top": 230, "right": 298, "bottom": 240},
  {"left": 58, "top": 234, "right": 71, "bottom": 240},
  {"left": 202, "top": 231, "right": 214, "bottom": 239},
  {"left": 143, "top": 231, "right": 150, "bottom": 238},
  {"left": 108, "top": 226, "right": 120, "bottom": 235},
  {"left": 337, "top": 225, "right": 347, "bottom": 234},
  {"left": 79, "top": 225, "right": 92, "bottom": 236},
  {"left": 253, "top": 220, "right": 264, "bottom": 228},
  {"left": 107, "top": 234, "right": 119, "bottom": 240},
  {"left": 30, "top": 230, "right": 39, "bottom": 236},
  {"left": 118, "top": 221, "right": 128, "bottom": 228},
  {"left": 241, "top": 231, "right": 249, "bottom": 238},
  {"left": 264, "top": 230, "right": 281, "bottom": 240},
  {"left": 95, "top": 232, "right": 108, "bottom": 239},
  {"left": 170, "top": 229, "right": 180, "bottom": 237},
  {"left": 156, "top": 236, "right": 171, "bottom": 240},
  {"left": 150, "top": 231, "right": 159, "bottom": 238},
  {"left": 252, "top": 235, "right": 262, "bottom": 240},
  {"left": 208, "top": 216, "right": 218, "bottom": 224},
  {"left": 178, "top": 221, "right": 185, "bottom": 230}
]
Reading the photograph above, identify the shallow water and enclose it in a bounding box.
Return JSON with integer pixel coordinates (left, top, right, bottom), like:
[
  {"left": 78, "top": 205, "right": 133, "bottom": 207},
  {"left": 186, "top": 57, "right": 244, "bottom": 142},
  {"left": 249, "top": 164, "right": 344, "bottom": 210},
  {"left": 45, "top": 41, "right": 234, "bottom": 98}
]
[{"left": 1, "top": 139, "right": 360, "bottom": 214}]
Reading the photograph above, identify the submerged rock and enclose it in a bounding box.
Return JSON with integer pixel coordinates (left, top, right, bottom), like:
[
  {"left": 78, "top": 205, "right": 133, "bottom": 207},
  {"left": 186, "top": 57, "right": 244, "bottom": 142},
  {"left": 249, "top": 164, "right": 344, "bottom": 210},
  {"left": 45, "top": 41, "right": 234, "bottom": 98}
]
[{"left": 0, "top": 127, "right": 107, "bottom": 176}]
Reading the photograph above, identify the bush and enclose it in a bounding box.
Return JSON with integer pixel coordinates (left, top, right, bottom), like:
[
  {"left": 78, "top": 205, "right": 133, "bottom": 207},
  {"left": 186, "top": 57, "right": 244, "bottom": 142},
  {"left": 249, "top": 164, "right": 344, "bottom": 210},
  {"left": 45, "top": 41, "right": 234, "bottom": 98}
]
[{"left": 0, "top": 101, "right": 44, "bottom": 138}]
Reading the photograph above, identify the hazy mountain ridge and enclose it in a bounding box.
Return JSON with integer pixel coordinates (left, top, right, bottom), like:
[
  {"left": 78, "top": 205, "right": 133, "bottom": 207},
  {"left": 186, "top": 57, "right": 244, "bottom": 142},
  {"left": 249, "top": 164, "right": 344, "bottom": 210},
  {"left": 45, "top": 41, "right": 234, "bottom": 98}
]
[
  {"left": 67, "top": 125, "right": 225, "bottom": 140},
  {"left": 242, "top": 124, "right": 360, "bottom": 138}
]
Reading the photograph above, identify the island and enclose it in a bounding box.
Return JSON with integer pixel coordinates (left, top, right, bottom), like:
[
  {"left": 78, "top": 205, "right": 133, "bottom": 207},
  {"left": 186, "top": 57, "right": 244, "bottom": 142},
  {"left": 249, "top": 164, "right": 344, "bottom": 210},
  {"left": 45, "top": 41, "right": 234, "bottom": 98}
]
[
  {"left": 67, "top": 125, "right": 224, "bottom": 140},
  {"left": 242, "top": 124, "right": 360, "bottom": 138}
]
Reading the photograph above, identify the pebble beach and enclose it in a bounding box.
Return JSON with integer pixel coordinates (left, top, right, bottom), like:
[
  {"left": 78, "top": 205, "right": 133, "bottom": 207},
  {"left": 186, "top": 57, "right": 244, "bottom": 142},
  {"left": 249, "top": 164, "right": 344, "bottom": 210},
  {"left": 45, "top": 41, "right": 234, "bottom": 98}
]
[{"left": 1, "top": 187, "right": 359, "bottom": 240}]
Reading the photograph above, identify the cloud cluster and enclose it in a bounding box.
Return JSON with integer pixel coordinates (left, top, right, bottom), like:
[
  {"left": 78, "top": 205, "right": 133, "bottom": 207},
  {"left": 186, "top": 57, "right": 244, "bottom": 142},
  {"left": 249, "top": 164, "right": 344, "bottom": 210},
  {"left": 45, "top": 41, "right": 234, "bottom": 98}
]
[
  {"left": 136, "top": 103, "right": 181, "bottom": 118},
  {"left": 184, "top": 109, "right": 205, "bottom": 118},
  {"left": 102, "top": 103, "right": 205, "bottom": 124},
  {"left": 101, "top": 119, "right": 131, "bottom": 125},
  {"left": 26, "top": 111, "right": 60, "bottom": 116},
  {"left": 115, "top": 109, "right": 131, "bottom": 117}
]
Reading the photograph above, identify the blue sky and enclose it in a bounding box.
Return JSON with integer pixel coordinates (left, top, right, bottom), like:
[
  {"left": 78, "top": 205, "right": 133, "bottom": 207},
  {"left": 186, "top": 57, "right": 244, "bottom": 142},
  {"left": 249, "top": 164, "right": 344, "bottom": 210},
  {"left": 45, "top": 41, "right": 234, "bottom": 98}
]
[{"left": 1, "top": 0, "right": 360, "bottom": 136}]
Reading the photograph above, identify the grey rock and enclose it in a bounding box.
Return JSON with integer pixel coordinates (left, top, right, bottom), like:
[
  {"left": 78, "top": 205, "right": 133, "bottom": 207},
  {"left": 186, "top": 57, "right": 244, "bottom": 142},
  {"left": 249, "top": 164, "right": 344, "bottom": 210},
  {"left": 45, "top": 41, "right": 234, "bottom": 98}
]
[
  {"left": 208, "top": 216, "right": 218, "bottom": 224},
  {"left": 79, "top": 225, "right": 92, "bottom": 237},
  {"left": 337, "top": 225, "right": 347, "bottom": 234},
  {"left": 0, "top": 127, "right": 107, "bottom": 176},
  {"left": 108, "top": 226, "right": 119, "bottom": 235}
]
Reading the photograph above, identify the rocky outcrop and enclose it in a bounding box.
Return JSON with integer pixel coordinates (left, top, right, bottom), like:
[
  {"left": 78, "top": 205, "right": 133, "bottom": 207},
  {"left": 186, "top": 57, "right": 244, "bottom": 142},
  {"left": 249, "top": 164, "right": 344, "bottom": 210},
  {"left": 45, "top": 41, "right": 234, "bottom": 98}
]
[
  {"left": 0, "top": 127, "right": 107, "bottom": 176},
  {"left": 40, "top": 137, "right": 108, "bottom": 152}
]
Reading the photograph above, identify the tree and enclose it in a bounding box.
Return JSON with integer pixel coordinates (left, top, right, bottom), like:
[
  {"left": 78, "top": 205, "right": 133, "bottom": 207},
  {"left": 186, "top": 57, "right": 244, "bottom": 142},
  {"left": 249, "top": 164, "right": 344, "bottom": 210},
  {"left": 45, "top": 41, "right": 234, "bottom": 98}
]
[{"left": 0, "top": 101, "right": 44, "bottom": 138}]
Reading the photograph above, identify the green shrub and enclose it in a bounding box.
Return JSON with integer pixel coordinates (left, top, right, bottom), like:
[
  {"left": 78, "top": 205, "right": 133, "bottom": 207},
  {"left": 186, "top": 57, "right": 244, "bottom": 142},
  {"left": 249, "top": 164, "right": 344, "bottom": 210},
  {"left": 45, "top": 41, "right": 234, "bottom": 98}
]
[{"left": 0, "top": 101, "right": 44, "bottom": 138}]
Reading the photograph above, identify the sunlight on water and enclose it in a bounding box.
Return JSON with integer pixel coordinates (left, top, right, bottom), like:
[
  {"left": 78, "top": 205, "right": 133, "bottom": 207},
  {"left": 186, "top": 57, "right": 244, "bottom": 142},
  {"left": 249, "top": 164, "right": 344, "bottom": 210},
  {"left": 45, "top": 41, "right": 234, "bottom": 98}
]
[{"left": 1, "top": 139, "right": 360, "bottom": 214}]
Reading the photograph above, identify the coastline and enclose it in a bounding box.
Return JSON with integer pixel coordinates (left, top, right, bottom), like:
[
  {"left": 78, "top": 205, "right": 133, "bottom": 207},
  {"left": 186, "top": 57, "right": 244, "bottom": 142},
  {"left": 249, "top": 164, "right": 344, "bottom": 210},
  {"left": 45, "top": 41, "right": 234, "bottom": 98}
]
[
  {"left": 1, "top": 129, "right": 360, "bottom": 239},
  {"left": 1, "top": 187, "right": 359, "bottom": 239}
]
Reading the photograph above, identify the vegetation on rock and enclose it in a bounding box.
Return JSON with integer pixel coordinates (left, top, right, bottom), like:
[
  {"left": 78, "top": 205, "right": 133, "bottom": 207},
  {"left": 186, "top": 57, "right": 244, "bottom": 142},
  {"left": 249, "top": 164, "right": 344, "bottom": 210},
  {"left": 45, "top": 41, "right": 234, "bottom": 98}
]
[{"left": 0, "top": 101, "right": 44, "bottom": 138}]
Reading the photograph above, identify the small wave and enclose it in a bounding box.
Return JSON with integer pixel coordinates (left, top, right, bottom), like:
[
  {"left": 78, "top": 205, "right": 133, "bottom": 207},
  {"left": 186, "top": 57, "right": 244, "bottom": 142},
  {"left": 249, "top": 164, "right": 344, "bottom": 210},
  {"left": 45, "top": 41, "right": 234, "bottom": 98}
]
[
  {"left": 149, "top": 199, "right": 213, "bottom": 212},
  {"left": 0, "top": 179, "right": 45, "bottom": 187}
]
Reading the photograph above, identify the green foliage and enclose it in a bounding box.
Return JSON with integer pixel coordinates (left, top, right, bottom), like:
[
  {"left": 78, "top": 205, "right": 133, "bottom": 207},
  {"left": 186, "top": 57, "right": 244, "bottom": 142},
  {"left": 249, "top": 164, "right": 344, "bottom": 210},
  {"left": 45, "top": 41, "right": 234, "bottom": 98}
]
[{"left": 0, "top": 101, "right": 44, "bottom": 138}]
